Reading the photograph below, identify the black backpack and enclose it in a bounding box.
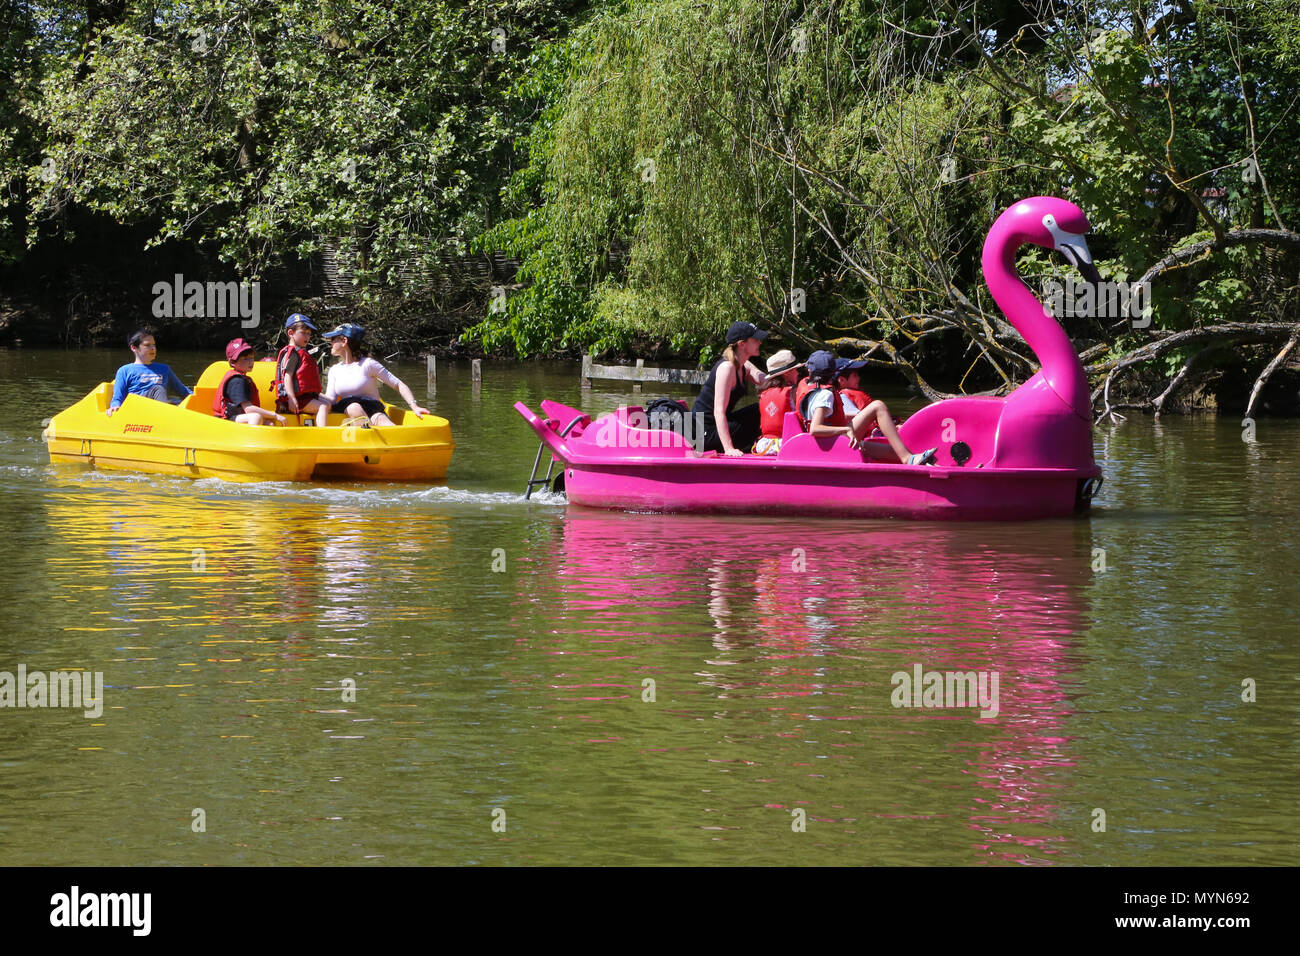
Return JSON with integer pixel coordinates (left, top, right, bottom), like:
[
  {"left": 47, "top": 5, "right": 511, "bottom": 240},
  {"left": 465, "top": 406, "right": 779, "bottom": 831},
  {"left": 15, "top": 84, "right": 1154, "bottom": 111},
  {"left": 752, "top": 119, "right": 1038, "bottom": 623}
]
[{"left": 643, "top": 398, "right": 690, "bottom": 434}]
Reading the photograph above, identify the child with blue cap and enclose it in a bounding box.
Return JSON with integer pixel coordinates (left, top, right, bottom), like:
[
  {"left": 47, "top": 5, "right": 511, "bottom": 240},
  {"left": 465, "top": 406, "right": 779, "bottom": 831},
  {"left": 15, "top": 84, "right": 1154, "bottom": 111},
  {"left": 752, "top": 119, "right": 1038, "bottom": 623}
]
[
  {"left": 795, "top": 351, "right": 935, "bottom": 465},
  {"left": 274, "top": 313, "right": 325, "bottom": 419}
]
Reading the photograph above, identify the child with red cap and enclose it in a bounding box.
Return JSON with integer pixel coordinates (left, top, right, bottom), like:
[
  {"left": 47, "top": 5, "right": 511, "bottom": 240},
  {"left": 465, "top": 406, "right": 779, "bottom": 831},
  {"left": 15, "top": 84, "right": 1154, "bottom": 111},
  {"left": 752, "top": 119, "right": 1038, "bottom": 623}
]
[{"left": 213, "top": 339, "right": 285, "bottom": 426}]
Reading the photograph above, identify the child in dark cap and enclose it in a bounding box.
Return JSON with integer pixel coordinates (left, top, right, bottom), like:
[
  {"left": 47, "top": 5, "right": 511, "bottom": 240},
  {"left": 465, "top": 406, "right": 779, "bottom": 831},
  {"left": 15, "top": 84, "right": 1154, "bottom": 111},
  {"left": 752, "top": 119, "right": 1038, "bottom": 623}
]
[{"left": 796, "top": 351, "right": 935, "bottom": 465}]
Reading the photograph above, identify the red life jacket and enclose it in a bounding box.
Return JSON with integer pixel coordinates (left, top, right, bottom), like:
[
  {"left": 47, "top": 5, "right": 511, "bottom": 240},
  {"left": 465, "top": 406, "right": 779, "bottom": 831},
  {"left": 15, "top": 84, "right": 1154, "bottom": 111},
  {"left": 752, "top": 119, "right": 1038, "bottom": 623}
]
[
  {"left": 212, "top": 370, "right": 261, "bottom": 418},
  {"left": 794, "top": 379, "right": 846, "bottom": 430},
  {"left": 840, "top": 387, "right": 872, "bottom": 415},
  {"left": 759, "top": 385, "right": 793, "bottom": 439},
  {"left": 274, "top": 344, "right": 322, "bottom": 398}
]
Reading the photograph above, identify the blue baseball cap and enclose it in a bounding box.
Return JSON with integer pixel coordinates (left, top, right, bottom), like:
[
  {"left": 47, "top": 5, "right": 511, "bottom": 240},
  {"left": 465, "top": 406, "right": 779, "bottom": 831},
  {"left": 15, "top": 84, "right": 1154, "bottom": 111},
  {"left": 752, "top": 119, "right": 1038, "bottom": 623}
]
[
  {"left": 835, "top": 357, "right": 867, "bottom": 375},
  {"left": 285, "top": 313, "right": 318, "bottom": 332},
  {"left": 806, "top": 350, "right": 837, "bottom": 378},
  {"left": 322, "top": 322, "right": 365, "bottom": 340}
]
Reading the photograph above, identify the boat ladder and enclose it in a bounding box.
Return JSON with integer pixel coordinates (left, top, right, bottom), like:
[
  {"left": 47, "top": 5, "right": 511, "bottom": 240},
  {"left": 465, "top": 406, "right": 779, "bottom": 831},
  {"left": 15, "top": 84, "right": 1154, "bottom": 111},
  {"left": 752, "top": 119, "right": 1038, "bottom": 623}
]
[{"left": 524, "top": 415, "right": 585, "bottom": 499}]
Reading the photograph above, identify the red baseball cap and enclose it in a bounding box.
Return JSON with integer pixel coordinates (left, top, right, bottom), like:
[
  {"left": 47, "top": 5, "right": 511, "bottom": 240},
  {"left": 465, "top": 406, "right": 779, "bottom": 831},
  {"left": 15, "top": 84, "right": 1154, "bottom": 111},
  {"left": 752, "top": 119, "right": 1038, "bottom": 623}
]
[{"left": 225, "top": 338, "right": 254, "bottom": 363}]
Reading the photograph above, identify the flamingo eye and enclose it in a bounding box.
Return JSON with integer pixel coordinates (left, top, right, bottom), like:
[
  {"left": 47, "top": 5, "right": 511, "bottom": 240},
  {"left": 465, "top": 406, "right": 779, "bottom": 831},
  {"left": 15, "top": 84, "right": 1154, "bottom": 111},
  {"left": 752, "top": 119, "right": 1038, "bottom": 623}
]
[{"left": 1042, "top": 214, "right": 1057, "bottom": 228}]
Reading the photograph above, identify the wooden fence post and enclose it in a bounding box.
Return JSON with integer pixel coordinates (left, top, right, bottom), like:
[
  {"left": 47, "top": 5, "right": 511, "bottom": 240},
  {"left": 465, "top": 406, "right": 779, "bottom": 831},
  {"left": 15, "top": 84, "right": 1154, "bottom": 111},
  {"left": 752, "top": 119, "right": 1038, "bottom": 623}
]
[{"left": 578, "top": 355, "right": 708, "bottom": 390}]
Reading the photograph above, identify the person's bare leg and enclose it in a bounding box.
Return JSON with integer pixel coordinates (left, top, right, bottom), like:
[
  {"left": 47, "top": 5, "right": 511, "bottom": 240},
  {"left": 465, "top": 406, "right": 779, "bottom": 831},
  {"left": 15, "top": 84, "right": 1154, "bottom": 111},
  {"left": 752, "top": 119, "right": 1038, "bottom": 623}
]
[
  {"left": 857, "top": 439, "right": 900, "bottom": 463},
  {"left": 854, "top": 401, "right": 912, "bottom": 462}
]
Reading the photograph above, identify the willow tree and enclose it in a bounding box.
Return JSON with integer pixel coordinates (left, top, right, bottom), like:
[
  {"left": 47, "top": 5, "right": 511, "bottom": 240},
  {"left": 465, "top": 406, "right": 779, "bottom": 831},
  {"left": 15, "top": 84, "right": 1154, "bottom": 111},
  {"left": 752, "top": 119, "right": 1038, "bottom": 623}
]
[
  {"left": 467, "top": 0, "right": 802, "bottom": 358},
  {"left": 474, "top": 0, "right": 1300, "bottom": 416},
  {"left": 467, "top": 0, "right": 1044, "bottom": 374}
]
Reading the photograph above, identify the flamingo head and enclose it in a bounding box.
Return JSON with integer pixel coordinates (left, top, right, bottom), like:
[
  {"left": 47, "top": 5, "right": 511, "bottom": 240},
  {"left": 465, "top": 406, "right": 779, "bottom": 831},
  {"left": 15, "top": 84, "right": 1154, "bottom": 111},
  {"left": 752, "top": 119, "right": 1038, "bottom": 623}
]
[{"left": 992, "top": 196, "right": 1103, "bottom": 284}]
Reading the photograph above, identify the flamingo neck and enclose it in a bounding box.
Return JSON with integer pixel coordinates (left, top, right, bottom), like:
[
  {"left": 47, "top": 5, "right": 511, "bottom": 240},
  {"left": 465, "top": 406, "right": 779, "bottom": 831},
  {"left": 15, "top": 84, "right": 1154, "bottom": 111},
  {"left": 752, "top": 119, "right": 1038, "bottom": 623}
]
[{"left": 982, "top": 232, "right": 1090, "bottom": 420}]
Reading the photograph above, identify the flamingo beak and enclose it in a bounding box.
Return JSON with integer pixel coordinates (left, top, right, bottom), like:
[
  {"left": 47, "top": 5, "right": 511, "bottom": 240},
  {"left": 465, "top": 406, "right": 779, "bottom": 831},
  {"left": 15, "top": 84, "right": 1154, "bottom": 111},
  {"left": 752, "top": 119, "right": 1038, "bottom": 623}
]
[{"left": 1055, "top": 234, "right": 1103, "bottom": 285}]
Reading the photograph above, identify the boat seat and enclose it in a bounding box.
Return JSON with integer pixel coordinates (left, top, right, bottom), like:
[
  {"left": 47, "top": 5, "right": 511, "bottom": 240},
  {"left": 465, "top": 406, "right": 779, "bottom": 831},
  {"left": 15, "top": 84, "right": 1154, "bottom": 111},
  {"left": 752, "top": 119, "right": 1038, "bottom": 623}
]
[
  {"left": 573, "top": 405, "right": 697, "bottom": 455},
  {"left": 776, "top": 426, "right": 866, "bottom": 462},
  {"left": 781, "top": 411, "right": 804, "bottom": 441},
  {"left": 180, "top": 390, "right": 214, "bottom": 414},
  {"left": 183, "top": 389, "right": 404, "bottom": 426}
]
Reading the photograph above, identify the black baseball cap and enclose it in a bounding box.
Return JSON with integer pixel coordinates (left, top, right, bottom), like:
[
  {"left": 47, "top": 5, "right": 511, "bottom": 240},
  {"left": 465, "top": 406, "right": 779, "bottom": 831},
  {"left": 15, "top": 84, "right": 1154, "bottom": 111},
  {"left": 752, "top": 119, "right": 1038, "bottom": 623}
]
[{"left": 726, "top": 321, "right": 769, "bottom": 344}]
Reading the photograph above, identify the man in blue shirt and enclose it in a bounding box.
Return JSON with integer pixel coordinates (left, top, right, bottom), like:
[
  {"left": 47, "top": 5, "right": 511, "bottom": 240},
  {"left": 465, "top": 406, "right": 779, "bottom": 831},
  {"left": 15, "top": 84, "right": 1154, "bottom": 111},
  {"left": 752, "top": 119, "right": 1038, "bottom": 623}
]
[{"left": 106, "top": 329, "right": 193, "bottom": 416}]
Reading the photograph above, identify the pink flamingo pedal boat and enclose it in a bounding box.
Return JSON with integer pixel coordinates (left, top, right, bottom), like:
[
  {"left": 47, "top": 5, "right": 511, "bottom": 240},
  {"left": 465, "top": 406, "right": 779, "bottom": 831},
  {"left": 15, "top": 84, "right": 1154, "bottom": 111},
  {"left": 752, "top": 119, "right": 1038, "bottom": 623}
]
[{"left": 515, "top": 197, "right": 1105, "bottom": 520}]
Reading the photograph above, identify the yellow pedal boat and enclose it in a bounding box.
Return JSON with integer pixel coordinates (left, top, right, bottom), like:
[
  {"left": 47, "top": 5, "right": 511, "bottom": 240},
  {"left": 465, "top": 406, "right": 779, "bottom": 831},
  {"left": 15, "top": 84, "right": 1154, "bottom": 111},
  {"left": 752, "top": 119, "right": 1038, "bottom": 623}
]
[{"left": 43, "top": 359, "right": 455, "bottom": 482}]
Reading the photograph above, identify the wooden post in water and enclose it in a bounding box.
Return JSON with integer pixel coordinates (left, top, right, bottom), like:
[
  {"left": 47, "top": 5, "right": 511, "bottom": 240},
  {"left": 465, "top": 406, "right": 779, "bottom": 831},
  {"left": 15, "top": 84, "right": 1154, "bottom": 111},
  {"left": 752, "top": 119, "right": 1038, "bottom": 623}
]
[
  {"left": 632, "top": 358, "right": 644, "bottom": 394},
  {"left": 581, "top": 354, "right": 593, "bottom": 389},
  {"left": 426, "top": 355, "right": 437, "bottom": 394},
  {"left": 471, "top": 358, "right": 482, "bottom": 399}
]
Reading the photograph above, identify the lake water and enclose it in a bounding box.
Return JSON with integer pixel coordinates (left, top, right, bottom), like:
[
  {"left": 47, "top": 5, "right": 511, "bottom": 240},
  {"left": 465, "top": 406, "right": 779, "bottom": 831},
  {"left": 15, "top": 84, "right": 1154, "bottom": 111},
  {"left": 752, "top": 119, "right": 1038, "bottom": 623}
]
[{"left": 0, "top": 348, "right": 1296, "bottom": 865}]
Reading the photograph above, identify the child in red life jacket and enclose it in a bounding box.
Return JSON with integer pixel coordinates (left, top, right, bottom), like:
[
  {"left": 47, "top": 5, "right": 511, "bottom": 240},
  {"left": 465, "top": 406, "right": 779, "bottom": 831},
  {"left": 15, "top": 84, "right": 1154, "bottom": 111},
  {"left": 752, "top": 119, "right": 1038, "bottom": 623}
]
[
  {"left": 753, "top": 349, "right": 804, "bottom": 455},
  {"left": 835, "top": 358, "right": 873, "bottom": 416},
  {"left": 213, "top": 339, "right": 285, "bottom": 426},
  {"left": 796, "top": 351, "right": 935, "bottom": 465},
  {"left": 274, "top": 314, "right": 326, "bottom": 418}
]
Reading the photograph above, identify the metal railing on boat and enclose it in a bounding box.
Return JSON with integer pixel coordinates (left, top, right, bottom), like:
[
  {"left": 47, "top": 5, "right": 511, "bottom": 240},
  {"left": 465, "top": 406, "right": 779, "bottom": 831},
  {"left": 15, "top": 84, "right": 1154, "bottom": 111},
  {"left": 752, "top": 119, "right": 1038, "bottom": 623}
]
[{"left": 523, "top": 415, "right": 586, "bottom": 499}]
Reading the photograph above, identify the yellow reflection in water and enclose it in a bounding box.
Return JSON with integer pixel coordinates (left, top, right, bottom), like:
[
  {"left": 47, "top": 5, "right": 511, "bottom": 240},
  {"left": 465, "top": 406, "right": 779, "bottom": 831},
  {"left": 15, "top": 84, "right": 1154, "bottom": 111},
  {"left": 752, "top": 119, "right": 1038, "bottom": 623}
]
[{"left": 41, "top": 483, "right": 455, "bottom": 642}]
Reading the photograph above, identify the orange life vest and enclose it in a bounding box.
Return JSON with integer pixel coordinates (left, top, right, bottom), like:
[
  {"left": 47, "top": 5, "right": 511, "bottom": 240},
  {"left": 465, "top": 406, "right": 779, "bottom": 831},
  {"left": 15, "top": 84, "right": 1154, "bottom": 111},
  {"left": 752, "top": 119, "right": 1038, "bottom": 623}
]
[
  {"left": 794, "top": 379, "right": 846, "bottom": 430},
  {"left": 212, "top": 370, "right": 261, "bottom": 418},
  {"left": 840, "top": 387, "right": 872, "bottom": 415},
  {"left": 759, "top": 385, "right": 793, "bottom": 439},
  {"left": 274, "top": 344, "right": 323, "bottom": 398}
]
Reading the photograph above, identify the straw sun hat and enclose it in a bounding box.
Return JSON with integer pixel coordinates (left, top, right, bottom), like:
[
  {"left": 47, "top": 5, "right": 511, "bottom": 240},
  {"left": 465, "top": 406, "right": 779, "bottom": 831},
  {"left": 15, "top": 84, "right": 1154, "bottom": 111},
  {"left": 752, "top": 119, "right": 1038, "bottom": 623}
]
[{"left": 764, "top": 349, "right": 802, "bottom": 377}]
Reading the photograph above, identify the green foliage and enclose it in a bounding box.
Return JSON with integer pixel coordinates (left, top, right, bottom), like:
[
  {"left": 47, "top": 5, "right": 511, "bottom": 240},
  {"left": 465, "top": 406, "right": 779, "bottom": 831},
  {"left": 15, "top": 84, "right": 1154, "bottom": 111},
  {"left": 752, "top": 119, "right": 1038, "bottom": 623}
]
[
  {"left": 22, "top": 1, "right": 589, "bottom": 285},
  {"left": 8, "top": 0, "right": 1300, "bottom": 369},
  {"left": 1005, "top": 1, "right": 1300, "bottom": 335},
  {"left": 466, "top": 0, "right": 1011, "bottom": 356}
]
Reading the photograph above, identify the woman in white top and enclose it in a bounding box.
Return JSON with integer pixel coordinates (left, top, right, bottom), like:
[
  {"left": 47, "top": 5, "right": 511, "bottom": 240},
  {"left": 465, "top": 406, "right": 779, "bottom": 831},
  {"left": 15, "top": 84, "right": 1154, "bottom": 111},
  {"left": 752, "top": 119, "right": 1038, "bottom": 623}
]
[{"left": 314, "top": 323, "right": 429, "bottom": 427}]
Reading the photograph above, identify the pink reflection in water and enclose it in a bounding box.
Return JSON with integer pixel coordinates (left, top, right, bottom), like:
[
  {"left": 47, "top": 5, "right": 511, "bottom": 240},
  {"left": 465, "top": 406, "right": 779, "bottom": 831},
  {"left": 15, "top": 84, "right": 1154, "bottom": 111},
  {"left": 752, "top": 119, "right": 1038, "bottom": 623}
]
[{"left": 519, "top": 510, "right": 1095, "bottom": 863}]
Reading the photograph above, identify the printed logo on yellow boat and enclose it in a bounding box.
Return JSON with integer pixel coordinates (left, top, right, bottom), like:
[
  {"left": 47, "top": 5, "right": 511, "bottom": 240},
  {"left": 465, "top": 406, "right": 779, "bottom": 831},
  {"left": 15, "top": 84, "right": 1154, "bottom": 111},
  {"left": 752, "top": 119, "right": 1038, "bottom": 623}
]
[{"left": 122, "top": 423, "right": 154, "bottom": 434}]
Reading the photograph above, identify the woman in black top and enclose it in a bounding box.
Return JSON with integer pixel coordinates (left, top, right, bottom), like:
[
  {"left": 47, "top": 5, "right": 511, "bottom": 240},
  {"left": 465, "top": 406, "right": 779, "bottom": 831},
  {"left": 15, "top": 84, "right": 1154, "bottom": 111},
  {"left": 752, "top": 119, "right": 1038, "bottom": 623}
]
[{"left": 693, "top": 321, "right": 770, "bottom": 455}]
